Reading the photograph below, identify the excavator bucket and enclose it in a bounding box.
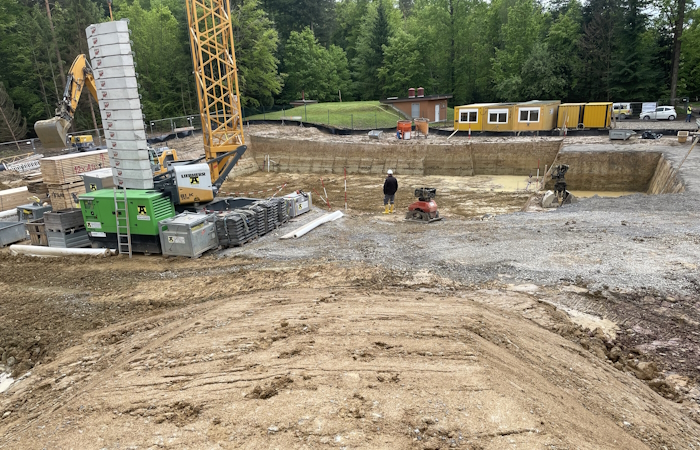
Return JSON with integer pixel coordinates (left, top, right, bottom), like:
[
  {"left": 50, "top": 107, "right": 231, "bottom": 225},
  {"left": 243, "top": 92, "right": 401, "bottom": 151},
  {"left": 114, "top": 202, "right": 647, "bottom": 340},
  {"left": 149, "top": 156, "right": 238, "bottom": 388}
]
[{"left": 34, "top": 117, "right": 70, "bottom": 149}]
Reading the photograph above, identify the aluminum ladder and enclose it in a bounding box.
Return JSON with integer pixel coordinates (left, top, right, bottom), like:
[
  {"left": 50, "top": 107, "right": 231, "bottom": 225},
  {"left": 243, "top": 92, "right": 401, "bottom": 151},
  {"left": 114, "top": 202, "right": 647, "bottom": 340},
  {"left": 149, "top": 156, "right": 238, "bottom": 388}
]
[{"left": 113, "top": 187, "right": 132, "bottom": 257}]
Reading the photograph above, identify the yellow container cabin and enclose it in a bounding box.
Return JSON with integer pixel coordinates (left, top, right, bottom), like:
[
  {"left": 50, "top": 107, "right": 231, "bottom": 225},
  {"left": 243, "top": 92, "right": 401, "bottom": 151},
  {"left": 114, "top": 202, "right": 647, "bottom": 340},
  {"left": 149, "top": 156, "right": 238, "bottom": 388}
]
[
  {"left": 482, "top": 103, "right": 516, "bottom": 132},
  {"left": 557, "top": 103, "right": 585, "bottom": 129},
  {"left": 453, "top": 103, "right": 496, "bottom": 132},
  {"left": 582, "top": 102, "right": 612, "bottom": 128},
  {"left": 512, "top": 100, "right": 560, "bottom": 132}
]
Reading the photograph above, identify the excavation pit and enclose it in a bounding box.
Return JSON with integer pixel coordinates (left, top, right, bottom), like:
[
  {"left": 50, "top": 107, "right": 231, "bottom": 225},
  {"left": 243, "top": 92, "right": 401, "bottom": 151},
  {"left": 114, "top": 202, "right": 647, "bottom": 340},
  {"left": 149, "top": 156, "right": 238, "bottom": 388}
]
[{"left": 221, "top": 137, "right": 684, "bottom": 218}]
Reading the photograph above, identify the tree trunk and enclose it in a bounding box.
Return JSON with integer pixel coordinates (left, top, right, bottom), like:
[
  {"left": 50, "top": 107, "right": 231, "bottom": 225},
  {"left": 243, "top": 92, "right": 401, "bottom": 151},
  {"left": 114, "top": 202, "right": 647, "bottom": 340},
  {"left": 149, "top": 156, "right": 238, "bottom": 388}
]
[
  {"left": 670, "top": 0, "right": 686, "bottom": 104},
  {"left": 44, "top": 0, "right": 66, "bottom": 87},
  {"left": 31, "top": 49, "right": 52, "bottom": 118}
]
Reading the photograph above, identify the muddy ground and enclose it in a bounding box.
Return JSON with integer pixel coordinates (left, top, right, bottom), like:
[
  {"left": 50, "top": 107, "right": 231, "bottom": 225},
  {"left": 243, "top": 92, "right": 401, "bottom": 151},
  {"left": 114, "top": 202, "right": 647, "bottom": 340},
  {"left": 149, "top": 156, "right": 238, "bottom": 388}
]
[{"left": 1, "top": 126, "right": 700, "bottom": 448}]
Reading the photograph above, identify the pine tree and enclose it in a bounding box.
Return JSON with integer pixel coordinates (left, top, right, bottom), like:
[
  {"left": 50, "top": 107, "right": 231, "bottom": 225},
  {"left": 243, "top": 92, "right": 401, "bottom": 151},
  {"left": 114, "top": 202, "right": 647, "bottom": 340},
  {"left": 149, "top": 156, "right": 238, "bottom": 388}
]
[
  {"left": 352, "top": 0, "right": 393, "bottom": 99},
  {"left": 0, "top": 82, "right": 27, "bottom": 144}
]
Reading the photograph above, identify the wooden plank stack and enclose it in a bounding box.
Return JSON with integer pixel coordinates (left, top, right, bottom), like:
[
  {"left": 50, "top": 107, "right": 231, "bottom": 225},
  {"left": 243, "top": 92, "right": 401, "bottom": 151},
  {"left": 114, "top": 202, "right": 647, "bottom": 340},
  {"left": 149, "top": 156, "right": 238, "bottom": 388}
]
[
  {"left": 0, "top": 186, "right": 30, "bottom": 212},
  {"left": 40, "top": 150, "right": 107, "bottom": 211},
  {"left": 40, "top": 150, "right": 109, "bottom": 185},
  {"left": 25, "top": 172, "right": 48, "bottom": 196}
]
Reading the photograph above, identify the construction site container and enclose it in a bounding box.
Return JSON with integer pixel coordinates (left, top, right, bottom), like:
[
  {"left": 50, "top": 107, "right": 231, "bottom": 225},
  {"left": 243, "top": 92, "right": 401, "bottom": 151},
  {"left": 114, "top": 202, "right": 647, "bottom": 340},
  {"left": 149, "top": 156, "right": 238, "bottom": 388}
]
[
  {"left": 159, "top": 212, "right": 218, "bottom": 258},
  {"left": 483, "top": 103, "right": 516, "bottom": 132},
  {"left": 104, "top": 119, "right": 145, "bottom": 131},
  {"left": 16, "top": 203, "right": 52, "bottom": 221},
  {"left": 106, "top": 138, "right": 148, "bottom": 151},
  {"left": 557, "top": 103, "right": 585, "bottom": 128},
  {"left": 0, "top": 222, "right": 26, "bottom": 247},
  {"left": 92, "top": 55, "right": 135, "bottom": 69},
  {"left": 97, "top": 87, "right": 141, "bottom": 101},
  {"left": 97, "top": 78, "right": 139, "bottom": 91},
  {"left": 85, "top": 20, "right": 129, "bottom": 37},
  {"left": 582, "top": 102, "right": 612, "bottom": 128},
  {"left": 90, "top": 43, "right": 132, "bottom": 59},
  {"left": 81, "top": 169, "right": 115, "bottom": 192},
  {"left": 94, "top": 66, "right": 136, "bottom": 80},
  {"left": 88, "top": 33, "right": 131, "bottom": 49},
  {"left": 101, "top": 109, "right": 144, "bottom": 122},
  {"left": 609, "top": 129, "right": 636, "bottom": 140},
  {"left": 105, "top": 129, "right": 146, "bottom": 141},
  {"left": 513, "top": 100, "right": 560, "bottom": 132},
  {"left": 109, "top": 149, "right": 149, "bottom": 160},
  {"left": 453, "top": 103, "right": 496, "bottom": 131},
  {"left": 47, "top": 228, "right": 90, "bottom": 248}
]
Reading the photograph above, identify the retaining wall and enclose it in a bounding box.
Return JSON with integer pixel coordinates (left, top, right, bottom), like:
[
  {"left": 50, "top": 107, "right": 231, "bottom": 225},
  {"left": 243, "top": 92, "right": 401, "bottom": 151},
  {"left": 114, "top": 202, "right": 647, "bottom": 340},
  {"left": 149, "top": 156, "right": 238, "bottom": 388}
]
[
  {"left": 248, "top": 136, "right": 562, "bottom": 177},
  {"left": 549, "top": 151, "right": 661, "bottom": 191}
]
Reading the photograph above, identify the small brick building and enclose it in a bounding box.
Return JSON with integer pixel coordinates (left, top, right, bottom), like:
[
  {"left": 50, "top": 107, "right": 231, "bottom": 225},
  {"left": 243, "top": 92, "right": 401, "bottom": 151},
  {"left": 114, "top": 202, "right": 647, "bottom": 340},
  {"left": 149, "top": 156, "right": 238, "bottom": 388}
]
[{"left": 380, "top": 88, "right": 452, "bottom": 122}]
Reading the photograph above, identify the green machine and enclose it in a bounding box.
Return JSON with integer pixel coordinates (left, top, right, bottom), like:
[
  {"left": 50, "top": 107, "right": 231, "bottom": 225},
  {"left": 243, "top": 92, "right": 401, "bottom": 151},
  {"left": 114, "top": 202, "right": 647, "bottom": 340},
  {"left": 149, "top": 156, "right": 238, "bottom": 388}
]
[{"left": 79, "top": 189, "right": 176, "bottom": 254}]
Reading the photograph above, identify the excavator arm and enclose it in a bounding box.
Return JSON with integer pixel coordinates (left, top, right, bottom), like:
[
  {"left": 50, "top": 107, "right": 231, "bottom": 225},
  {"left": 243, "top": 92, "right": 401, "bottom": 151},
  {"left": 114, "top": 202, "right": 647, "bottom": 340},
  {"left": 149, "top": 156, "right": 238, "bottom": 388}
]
[{"left": 34, "top": 54, "right": 97, "bottom": 149}]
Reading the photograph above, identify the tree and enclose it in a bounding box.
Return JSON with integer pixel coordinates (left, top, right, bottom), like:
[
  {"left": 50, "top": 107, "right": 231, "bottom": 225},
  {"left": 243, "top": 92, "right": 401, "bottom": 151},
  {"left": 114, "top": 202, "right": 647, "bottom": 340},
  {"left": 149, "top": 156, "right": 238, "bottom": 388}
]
[
  {"left": 352, "top": 0, "right": 394, "bottom": 99},
  {"left": 0, "top": 82, "right": 27, "bottom": 145},
  {"left": 232, "top": 0, "right": 283, "bottom": 108},
  {"left": 378, "top": 28, "right": 422, "bottom": 97},
  {"left": 261, "top": 0, "right": 335, "bottom": 44},
  {"left": 578, "top": 0, "right": 620, "bottom": 101},
  {"left": 282, "top": 27, "right": 351, "bottom": 102},
  {"left": 520, "top": 43, "right": 568, "bottom": 99}
]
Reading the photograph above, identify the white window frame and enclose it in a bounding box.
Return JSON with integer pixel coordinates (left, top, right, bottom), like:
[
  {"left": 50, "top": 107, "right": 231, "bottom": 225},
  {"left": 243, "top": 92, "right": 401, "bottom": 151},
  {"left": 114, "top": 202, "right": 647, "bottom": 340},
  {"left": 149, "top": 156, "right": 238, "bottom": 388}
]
[
  {"left": 458, "top": 108, "right": 479, "bottom": 123},
  {"left": 487, "top": 108, "right": 509, "bottom": 124},
  {"left": 518, "top": 107, "right": 540, "bottom": 123}
]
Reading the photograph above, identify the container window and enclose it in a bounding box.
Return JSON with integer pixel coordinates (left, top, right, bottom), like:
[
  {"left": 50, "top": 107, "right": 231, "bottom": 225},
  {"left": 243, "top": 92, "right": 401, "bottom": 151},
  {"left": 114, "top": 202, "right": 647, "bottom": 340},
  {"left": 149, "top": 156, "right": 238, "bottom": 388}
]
[
  {"left": 459, "top": 109, "right": 478, "bottom": 123},
  {"left": 488, "top": 109, "right": 508, "bottom": 124},
  {"left": 518, "top": 108, "right": 540, "bottom": 123}
]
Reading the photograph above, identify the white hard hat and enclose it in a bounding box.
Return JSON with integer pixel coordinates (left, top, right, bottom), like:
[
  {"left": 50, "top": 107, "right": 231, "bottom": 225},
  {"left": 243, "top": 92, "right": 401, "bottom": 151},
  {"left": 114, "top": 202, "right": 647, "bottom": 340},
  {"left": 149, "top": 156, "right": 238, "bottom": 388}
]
[{"left": 387, "top": 169, "right": 393, "bottom": 175}]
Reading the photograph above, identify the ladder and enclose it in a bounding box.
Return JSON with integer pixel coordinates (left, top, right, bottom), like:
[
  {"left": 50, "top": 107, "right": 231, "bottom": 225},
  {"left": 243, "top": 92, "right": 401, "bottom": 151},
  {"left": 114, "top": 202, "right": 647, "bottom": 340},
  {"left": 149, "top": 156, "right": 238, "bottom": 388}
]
[{"left": 113, "top": 187, "right": 132, "bottom": 257}]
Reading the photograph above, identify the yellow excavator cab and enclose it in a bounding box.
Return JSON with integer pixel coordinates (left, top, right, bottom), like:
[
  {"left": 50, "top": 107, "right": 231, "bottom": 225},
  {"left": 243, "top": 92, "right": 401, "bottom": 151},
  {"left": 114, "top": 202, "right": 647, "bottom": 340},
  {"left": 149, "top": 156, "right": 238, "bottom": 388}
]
[
  {"left": 34, "top": 117, "right": 71, "bottom": 149},
  {"left": 70, "top": 135, "right": 93, "bottom": 144}
]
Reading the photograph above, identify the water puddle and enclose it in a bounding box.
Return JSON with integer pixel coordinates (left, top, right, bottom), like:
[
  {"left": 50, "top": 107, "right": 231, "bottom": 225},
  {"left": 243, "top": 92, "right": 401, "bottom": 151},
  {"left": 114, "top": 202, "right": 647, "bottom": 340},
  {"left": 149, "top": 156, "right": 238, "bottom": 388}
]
[{"left": 0, "top": 372, "right": 14, "bottom": 394}]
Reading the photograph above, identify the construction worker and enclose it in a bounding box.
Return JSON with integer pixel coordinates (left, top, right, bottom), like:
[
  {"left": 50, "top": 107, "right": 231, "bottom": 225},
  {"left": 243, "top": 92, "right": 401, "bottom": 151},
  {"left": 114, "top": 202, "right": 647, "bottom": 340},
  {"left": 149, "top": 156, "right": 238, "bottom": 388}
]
[
  {"left": 383, "top": 169, "right": 398, "bottom": 214},
  {"left": 686, "top": 105, "right": 693, "bottom": 122}
]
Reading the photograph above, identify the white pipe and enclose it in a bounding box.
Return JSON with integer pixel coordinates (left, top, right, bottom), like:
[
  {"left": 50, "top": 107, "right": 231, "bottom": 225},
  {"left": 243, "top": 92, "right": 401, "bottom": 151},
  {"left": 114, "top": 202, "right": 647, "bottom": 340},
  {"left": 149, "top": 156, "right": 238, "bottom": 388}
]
[
  {"left": 10, "top": 245, "right": 112, "bottom": 257},
  {"left": 0, "top": 209, "right": 18, "bottom": 221},
  {"left": 280, "top": 211, "right": 344, "bottom": 239}
]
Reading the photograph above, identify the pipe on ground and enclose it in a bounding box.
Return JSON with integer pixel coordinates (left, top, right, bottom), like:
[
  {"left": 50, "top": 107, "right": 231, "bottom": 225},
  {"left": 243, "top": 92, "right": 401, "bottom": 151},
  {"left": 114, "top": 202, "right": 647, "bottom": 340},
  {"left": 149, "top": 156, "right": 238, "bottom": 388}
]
[
  {"left": 10, "top": 245, "right": 112, "bottom": 257},
  {"left": 0, "top": 209, "right": 18, "bottom": 221},
  {"left": 280, "top": 211, "right": 344, "bottom": 239}
]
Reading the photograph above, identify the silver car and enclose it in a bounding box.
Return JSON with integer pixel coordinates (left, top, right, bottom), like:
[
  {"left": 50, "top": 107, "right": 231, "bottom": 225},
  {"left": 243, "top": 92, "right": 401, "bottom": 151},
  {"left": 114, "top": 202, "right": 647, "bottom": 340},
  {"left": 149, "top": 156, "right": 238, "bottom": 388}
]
[{"left": 640, "top": 106, "right": 677, "bottom": 121}]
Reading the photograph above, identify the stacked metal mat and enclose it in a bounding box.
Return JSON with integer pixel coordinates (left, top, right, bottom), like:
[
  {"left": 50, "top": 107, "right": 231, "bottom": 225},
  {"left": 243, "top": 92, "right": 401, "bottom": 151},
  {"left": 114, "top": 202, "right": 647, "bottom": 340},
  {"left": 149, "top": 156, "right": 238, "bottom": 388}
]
[
  {"left": 86, "top": 20, "right": 153, "bottom": 190},
  {"left": 211, "top": 197, "right": 289, "bottom": 248}
]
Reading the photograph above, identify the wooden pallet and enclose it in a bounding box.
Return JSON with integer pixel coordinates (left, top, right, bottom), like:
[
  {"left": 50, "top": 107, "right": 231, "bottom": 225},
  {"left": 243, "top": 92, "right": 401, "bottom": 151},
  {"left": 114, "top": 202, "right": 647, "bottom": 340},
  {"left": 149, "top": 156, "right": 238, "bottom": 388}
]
[
  {"left": 0, "top": 186, "right": 30, "bottom": 212},
  {"left": 40, "top": 150, "right": 109, "bottom": 185},
  {"left": 47, "top": 181, "right": 86, "bottom": 211},
  {"left": 26, "top": 218, "right": 48, "bottom": 246}
]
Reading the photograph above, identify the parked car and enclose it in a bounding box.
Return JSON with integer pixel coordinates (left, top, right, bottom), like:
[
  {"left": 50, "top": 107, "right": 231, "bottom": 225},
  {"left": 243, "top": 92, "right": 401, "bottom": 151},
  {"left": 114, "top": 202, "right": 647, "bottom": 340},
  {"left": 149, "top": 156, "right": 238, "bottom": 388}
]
[
  {"left": 613, "top": 103, "right": 632, "bottom": 119},
  {"left": 640, "top": 106, "right": 677, "bottom": 121}
]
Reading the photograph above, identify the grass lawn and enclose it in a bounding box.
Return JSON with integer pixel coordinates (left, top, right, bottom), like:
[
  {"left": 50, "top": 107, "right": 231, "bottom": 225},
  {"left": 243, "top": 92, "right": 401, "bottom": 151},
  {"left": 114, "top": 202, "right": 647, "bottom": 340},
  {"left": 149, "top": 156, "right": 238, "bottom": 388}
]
[{"left": 246, "top": 101, "right": 454, "bottom": 129}]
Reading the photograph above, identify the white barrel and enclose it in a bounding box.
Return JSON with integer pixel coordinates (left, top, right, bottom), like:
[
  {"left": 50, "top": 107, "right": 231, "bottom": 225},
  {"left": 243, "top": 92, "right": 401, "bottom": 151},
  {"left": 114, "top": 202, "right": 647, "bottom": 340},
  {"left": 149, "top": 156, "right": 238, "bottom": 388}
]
[
  {"left": 97, "top": 78, "right": 138, "bottom": 91},
  {"left": 109, "top": 156, "right": 152, "bottom": 170},
  {"left": 105, "top": 129, "right": 146, "bottom": 141},
  {"left": 97, "top": 88, "right": 140, "bottom": 101},
  {"left": 109, "top": 149, "right": 149, "bottom": 160},
  {"left": 92, "top": 55, "right": 134, "bottom": 69},
  {"left": 94, "top": 66, "right": 137, "bottom": 80},
  {"left": 101, "top": 109, "right": 143, "bottom": 121},
  {"left": 86, "top": 20, "right": 129, "bottom": 37},
  {"left": 88, "top": 33, "right": 131, "bottom": 49},
  {"left": 89, "top": 43, "right": 133, "bottom": 59},
  {"left": 114, "top": 176, "right": 154, "bottom": 190},
  {"left": 106, "top": 138, "right": 148, "bottom": 150},
  {"left": 103, "top": 119, "right": 144, "bottom": 131}
]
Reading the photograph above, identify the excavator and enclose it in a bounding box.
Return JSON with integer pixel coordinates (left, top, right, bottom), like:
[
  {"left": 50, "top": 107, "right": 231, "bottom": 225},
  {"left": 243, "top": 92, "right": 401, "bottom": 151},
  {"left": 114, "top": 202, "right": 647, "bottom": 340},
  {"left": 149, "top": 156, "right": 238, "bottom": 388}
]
[
  {"left": 34, "top": 54, "right": 97, "bottom": 149},
  {"left": 33, "top": 54, "right": 179, "bottom": 176}
]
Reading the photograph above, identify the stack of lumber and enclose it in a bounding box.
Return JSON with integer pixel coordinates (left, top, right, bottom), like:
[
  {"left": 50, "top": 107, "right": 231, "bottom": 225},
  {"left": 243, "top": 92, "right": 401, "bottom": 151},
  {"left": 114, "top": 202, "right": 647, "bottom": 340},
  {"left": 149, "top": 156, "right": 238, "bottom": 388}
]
[
  {"left": 0, "top": 186, "right": 30, "bottom": 212},
  {"left": 40, "top": 150, "right": 109, "bottom": 185},
  {"left": 24, "top": 172, "right": 48, "bottom": 196},
  {"left": 40, "top": 150, "right": 107, "bottom": 211}
]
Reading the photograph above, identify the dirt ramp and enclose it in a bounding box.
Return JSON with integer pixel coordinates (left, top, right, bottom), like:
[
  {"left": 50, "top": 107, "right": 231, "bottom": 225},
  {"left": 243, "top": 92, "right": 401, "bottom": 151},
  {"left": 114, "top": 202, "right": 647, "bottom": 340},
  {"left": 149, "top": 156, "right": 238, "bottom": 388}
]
[{"left": 2, "top": 287, "right": 698, "bottom": 449}]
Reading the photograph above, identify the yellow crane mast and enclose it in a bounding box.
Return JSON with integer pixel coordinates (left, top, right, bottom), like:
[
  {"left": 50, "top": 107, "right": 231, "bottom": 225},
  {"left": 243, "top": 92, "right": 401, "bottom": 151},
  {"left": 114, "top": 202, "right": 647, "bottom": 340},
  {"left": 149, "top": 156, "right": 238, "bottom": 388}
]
[{"left": 186, "top": 0, "right": 245, "bottom": 183}]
